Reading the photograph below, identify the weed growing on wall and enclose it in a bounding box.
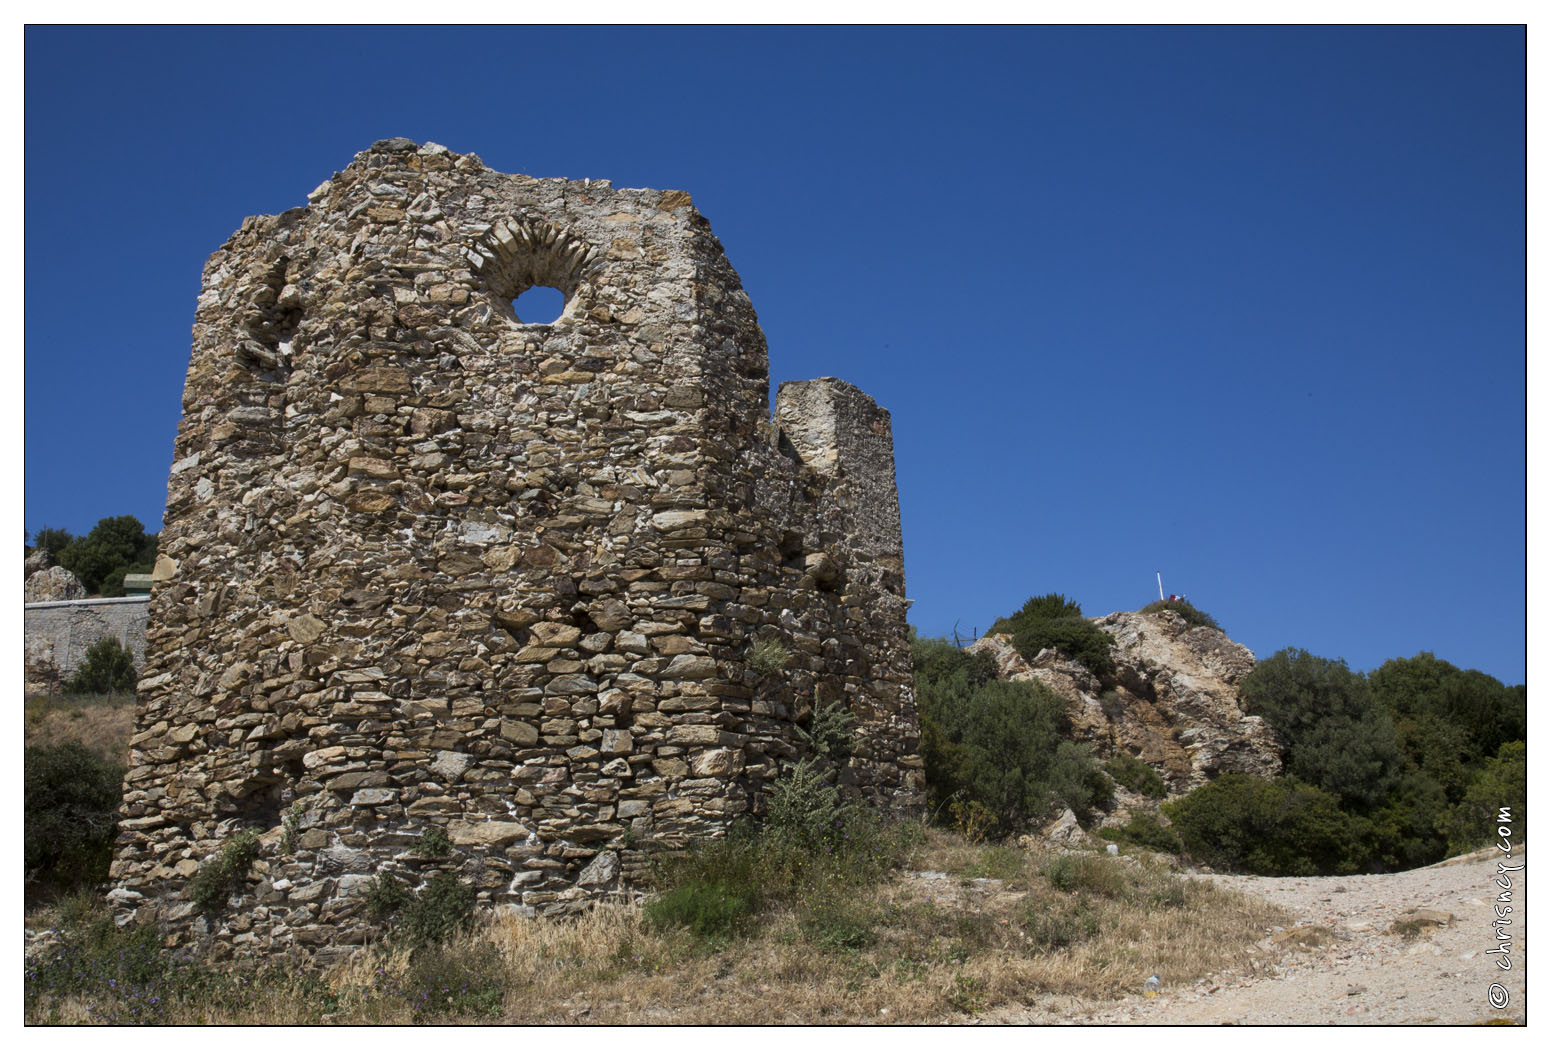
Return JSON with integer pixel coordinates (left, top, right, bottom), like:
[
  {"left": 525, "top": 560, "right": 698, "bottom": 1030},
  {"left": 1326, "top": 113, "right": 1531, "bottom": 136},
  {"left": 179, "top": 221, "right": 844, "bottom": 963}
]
[{"left": 187, "top": 829, "right": 261, "bottom": 911}]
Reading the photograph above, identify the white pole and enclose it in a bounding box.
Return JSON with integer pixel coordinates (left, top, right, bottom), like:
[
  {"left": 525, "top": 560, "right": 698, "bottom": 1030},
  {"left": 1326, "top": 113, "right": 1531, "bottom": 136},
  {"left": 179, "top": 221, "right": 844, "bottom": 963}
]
[{"left": 1157, "top": 572, "right": 1164, "bottom": 601}]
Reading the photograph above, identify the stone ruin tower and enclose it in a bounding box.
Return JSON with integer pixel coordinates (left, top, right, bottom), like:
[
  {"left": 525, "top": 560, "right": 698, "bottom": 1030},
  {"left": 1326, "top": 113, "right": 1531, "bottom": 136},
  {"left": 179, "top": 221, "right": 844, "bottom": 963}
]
[{"left": 110, "top": 139, "right": 923, "bottom": 959}]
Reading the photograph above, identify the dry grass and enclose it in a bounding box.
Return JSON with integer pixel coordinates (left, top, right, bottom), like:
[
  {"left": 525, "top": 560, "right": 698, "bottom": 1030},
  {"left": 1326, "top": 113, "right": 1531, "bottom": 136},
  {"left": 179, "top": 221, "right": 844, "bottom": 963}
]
[
  {"left": 26, "top": 828, "right": 1293, "bottom": 1025},
  {"left": 24, "top": 693, "right": 135, "bottom": 764}
]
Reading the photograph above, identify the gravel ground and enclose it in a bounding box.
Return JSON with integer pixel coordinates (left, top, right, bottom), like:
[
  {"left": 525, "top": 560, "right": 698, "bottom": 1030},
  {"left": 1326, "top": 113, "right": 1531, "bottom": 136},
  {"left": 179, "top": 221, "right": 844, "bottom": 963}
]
[{"left": 984, "top": 846, "right": 1527, "bottom": 1026}]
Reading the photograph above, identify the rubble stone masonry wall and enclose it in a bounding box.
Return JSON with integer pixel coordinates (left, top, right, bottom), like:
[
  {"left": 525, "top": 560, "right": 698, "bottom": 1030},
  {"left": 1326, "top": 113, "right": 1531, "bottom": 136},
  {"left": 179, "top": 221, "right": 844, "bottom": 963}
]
[{"left": 110, "top": 139, "right": 922, "bottom": 961}]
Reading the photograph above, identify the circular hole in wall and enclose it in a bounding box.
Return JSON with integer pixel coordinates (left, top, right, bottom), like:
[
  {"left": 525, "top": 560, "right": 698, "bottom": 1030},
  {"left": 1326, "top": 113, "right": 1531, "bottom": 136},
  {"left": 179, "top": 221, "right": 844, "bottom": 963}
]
[{"left": 512, "top": 285, "right": 566, "bottom": 324}]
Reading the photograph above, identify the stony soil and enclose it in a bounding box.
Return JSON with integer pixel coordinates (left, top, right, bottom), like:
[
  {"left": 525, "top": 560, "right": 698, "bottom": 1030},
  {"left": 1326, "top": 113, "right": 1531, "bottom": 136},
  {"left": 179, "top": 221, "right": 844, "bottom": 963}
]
[{"left": 978, "top": 846, "right": 1528, "bottom": 1026}]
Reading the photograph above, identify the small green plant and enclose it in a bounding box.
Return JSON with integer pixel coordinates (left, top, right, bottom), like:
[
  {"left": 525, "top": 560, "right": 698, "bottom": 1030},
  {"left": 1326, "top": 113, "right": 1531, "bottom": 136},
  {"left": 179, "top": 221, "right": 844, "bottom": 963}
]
[
  {"left": 187, "top": 828, "right": 262, "bottom": 911},
  {"left": 948, "top": 972, "right": 987, "bottom": 1014},
  {"left": 67, "top": 636, "right": 138, "bottom": 695},
  {"left": 948, "top": 797, "right": 996, "bottom": 845},
  {"left": 747, "top": 636, "right": 792, "bottom": 676},
  {"left": 798, "top": 699, "right": 856, "bottom": 758},
  {"left": 1099, "top": 812, "right": 1184, "bottom": 855},
  {"left": 400, "top": 873, "right": 477, "bottom": 947},
  {"left": 765, "top": 758, "right": 847, "bottom": 847},
  {"left": 411, "top": 826, "right": 453, "bottom": 859},
  {"left": 402, "top": 942, "right": 507, "bottom": 1020},
  {"left": 1104, "top": 753, "right": 1167, "bottom": 799},
  {"left": 1141, "top": 598, "right": 1222, "bottom": 631},
  {"left": 366, "top": 872, "right": 413, "bottom": 918},
  {"left": 961, "top": 842, "right": 1026, "bottom": 881},
  {"left": 645, "top": 880, "right": 756, "bottom": 939},
  {"left": 281, "top": 803, "right": 306, "bottom": 853},
  {"left": 1042, "top": 853, "right": 1127, "bottom": 897}
]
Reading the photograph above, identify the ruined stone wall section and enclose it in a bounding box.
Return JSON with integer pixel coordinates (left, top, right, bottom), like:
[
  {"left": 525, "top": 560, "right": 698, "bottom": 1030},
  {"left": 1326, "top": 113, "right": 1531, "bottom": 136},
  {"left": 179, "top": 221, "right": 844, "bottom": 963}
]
[{"left": 112, "top": 139, "right": 921, "bottom": 960}]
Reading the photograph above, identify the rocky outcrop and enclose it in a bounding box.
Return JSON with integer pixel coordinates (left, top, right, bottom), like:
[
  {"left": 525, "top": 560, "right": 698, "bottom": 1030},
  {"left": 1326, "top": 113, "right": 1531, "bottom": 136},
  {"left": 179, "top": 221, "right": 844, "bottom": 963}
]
[
  {"left": 25, "top": 565, "right": 86, "bottom": 602},
  {"left": 969, "top": 609, "right": 1282, "bottom": 813},
  {"left": 25, "top": 549, "right": 51, "bottom": 580}
]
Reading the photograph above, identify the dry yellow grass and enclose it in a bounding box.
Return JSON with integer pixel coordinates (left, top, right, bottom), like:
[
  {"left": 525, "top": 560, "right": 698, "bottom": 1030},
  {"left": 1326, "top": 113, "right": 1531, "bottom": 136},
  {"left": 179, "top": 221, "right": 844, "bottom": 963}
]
[
  {"left": 24, "top": 693, "right": 135, "bottom": 764},
  {"left": 26, "top": 828, "right": 1293, "bottom": 1025}
]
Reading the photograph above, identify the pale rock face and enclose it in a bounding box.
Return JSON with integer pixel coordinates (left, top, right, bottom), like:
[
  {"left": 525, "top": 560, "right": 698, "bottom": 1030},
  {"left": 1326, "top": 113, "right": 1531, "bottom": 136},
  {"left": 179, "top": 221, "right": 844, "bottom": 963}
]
[
  {"left": 968, "top": 609, "right": 1283, "bottom": 816},
  {"left": 24, "top": 565, "right": 86, "bottom": 602}
]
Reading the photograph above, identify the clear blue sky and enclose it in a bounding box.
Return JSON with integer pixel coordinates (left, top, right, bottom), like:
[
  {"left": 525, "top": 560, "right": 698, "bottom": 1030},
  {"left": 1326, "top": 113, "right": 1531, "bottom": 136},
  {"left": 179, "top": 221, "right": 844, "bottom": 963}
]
[{"left": 22, "top": 26, "right": 1526, "bottom": 684}]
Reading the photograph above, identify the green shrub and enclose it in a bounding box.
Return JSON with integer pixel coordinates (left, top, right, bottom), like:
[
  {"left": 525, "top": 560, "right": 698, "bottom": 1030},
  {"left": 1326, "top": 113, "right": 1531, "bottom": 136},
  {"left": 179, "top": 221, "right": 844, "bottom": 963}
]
[
  {"left": 1099, "top": 812, "right": 1184, "bottom": 855},
  {"left": 1104, "top": 754, "right": 1167, "bottom": 798},
  {"left": 798, "top": 700, "right": 856, "bottom": 759},
  {"left": 989, "top": 593, "right": 1115, "bottom": 679},
  {"left": 1162, "top": 773, "right": 1368, "bottom": 876},
  {"left": 67, "top": 636, "right": 137, "bottom": 695},
  {"left": 1439, "top": 741, "right": 1526, "bottom": 856},
  {"left": 366, "top": 872, "right": 413, "bottom": 918},
  {"left": 1043, "top": 853, "right": 1127, "bottom": 897},
  {"left": 411, "top": 826, "right": 453, "bottom": 859},
  {"left": 399, "top": 873, "right": 477, "bottom": 947},
  {"left": 30, "top": 526, "right": 75, "bottom": 560},
  {"left": 24, "top": 742, "right": 124, "bottom": 898},
  {"left": 187, "top": 828, "right": 262, "bottom": 910},
  {"left": 1021, "top": 896, "right": 1100, "bottom": 950},
  {"left": 646, "top": 879, "right": 757, "bottom": 939},
  {"left": 915, "top": 636, "right": 1111, "bottom": 836},
  {"left": 1239, "top": 648, "right": 1403, "bottom": 810},
  {"left": 646, "top": 764, "right": 918, "bottom": 942},
  {"left": 1140, "top": 598, "right": 1221, "bottom": 631},
  {"left": 765, "top": 758, "right": 847, "bottom": 847}
]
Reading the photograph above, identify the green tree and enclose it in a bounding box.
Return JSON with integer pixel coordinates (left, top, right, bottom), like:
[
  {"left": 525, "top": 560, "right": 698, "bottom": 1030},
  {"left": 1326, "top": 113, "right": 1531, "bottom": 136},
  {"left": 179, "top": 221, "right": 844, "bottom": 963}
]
[
  {"left": 915, "top": 636, "right": 1109, "bottom": 836},
  {"left": 56, "top": 515, "right": 152, "bottom": 594},
  {"left": 29, "top": 526, "right": 75, "bottom": 560},
  {"left": 68, "top": 636, "right": 137, "bottom": 695},
  {"left": 1238, "top": 648, "right": 1403, "bottom": 810}
]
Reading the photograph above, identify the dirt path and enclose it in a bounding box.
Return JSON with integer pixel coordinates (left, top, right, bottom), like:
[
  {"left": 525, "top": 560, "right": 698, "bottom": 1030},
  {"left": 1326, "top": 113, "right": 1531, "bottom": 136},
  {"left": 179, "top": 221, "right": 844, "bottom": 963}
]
[{"left": 986, "top": 846, "right": 1527, "bottom": 1025}]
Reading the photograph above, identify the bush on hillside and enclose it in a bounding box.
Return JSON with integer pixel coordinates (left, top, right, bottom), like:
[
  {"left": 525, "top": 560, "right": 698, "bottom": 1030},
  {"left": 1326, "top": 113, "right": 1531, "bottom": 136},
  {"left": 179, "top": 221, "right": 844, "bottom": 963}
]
[
  {"left": 1140, "top": 598, "right": 1221, "bottom": 632},
  {"left": 988, "top": 593, "right": 1115, "bottom": 679},
  {"left": 1162, "top": 773, "right": 1368, "bottom": 876},
  {"left": 1438, "top": 741, "right": 1526, "bottom": 857},
  {"left": 915, "top": 637, "right": 1110, "bottom": 836},
  {"left": 25, "top": 742, "right": 124, "bottom": 898},
  {"left": 1104, "top": 753, "right": 1167, "bottom": 799},
  {"left": 1238, "top": 648, "right": 1403, "bottom": 810},
  {"left": 1098, "top": 812, "right": 1183, "bottom": 855},
  {"left": 68, "top": 637, "right": 137, "bottom": 695}
]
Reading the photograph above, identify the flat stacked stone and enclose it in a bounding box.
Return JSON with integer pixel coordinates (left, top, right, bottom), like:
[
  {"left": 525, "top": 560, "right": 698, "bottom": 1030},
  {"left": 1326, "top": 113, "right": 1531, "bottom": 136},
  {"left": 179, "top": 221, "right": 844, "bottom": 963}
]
[{"left": 110, "top": 139, "right": 922, "bottom": 960}]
